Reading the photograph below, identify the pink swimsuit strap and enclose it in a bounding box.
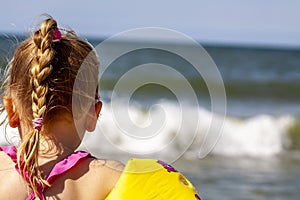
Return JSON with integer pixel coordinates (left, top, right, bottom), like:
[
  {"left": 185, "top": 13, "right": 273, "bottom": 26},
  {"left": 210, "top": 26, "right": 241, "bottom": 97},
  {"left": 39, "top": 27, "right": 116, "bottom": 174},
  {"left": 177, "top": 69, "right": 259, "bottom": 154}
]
[{"left": 0, "top": 146, "right": 93, "bottom": 200}]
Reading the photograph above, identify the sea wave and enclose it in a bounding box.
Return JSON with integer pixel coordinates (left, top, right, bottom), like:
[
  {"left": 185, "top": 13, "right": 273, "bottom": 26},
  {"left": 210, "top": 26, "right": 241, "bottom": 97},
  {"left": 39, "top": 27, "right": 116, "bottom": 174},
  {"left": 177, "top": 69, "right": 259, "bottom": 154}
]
[{"left": 78, "top": 101, "right": 297, "bottom": 160}]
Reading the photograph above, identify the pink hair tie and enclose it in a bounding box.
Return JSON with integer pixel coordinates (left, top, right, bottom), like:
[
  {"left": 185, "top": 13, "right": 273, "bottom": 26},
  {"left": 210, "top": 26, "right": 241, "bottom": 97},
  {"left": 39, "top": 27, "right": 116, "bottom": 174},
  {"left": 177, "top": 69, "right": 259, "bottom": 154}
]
[
  {"left": 32, "top": 118, "right": 43, "bottom": 131},
  {"left": 53, "top": 28, "right": 62, "bottom": 42}
]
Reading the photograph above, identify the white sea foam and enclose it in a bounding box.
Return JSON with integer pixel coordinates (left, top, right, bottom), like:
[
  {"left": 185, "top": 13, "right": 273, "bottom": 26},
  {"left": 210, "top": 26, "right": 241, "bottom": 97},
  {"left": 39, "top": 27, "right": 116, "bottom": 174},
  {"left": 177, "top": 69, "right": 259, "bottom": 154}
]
[
  {"left": 212, "top": 114, "right": 293, "bottom": 157},
  {"left": 80, "top": 101, "right": 295, "bottom": 160}
]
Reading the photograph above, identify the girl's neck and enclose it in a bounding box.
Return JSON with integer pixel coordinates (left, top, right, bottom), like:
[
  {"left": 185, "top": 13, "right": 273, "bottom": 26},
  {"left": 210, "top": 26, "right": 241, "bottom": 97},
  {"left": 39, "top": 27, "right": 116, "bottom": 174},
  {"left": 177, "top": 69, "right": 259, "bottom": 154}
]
[{"left": 37, "top": 118, "right": 83, "bottom": 162}]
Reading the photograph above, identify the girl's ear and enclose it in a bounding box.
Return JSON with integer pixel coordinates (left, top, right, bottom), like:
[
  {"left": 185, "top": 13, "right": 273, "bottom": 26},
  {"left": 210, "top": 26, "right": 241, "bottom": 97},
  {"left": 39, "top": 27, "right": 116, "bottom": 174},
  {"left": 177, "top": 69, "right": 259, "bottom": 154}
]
[
  {"left": 85, "top": 101, "right": 102, "bottom": 132},
  {"left": 3, "top": 96, "right": 20, "bottom": 128}
]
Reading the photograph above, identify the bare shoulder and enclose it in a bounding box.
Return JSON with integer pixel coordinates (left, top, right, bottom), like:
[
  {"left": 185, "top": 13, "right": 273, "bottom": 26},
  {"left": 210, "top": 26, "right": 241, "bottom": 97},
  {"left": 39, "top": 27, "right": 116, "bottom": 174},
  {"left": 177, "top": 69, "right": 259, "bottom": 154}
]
[
  {"left": 90, "top": 159, "right": 124, "bottom": 175},
  {"left": 102, "top": 159, "right": 125, "bottom": 171},
  {"left": 87, "top": 159, "right": 124, "bottom": 196}
]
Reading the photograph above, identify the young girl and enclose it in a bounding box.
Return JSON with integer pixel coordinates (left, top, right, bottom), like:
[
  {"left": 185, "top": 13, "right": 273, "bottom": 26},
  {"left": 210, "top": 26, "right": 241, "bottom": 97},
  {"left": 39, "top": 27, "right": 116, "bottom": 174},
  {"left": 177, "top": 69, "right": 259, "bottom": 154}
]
[
  {"left": 0, "top": 16, "right": 123, "bottom": 199},
  {"left": 0, "top": 16, "right": 201, "bottom": 200}
]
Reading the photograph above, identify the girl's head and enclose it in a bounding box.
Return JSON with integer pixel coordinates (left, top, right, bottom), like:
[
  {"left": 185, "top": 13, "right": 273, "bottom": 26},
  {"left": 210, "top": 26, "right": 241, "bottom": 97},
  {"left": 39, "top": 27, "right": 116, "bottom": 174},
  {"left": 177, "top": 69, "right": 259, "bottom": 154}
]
[
  {"left": 1, "top": 16, "right": 100, "bottom": 198},
  {"left": 6, "top": 16, "right": 100, "bottom": 133}
]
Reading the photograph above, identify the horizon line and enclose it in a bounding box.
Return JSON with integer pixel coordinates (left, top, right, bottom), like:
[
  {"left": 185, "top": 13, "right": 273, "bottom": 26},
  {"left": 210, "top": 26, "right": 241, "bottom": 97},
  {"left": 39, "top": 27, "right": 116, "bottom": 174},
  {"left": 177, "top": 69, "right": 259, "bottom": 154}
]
[{"left": 1, "top": 31, "right": 300, "bottom": 51}]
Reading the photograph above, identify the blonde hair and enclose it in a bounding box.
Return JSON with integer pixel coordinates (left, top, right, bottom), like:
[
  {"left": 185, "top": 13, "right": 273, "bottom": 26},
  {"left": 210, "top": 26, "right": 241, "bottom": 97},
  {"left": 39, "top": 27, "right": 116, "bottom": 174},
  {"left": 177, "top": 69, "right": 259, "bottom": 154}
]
[{"left": 1, "top": 16, "right": 99, "bottom": 198}]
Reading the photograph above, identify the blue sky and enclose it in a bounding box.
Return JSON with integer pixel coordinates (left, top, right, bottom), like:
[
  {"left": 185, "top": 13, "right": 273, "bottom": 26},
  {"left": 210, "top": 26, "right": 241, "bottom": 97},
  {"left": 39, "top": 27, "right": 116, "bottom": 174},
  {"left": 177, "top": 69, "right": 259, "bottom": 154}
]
[{"left": 1, "top": 0, "right": 299, "bottom": 47}]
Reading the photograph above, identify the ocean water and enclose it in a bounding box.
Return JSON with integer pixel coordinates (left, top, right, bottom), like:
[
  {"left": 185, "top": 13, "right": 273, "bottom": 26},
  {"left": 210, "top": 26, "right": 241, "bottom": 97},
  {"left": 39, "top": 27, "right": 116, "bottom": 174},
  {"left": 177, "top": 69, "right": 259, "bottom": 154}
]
[{"left": 1, "top": 34, "right": 300, "bottom": 199}]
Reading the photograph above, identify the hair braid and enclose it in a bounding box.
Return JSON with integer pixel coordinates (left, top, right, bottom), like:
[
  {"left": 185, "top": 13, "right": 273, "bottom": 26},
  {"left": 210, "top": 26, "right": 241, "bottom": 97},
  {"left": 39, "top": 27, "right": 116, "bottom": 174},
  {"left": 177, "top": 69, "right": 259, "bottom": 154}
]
[{"left": 17, "top": 18, "right": 57, "bottom": 199}]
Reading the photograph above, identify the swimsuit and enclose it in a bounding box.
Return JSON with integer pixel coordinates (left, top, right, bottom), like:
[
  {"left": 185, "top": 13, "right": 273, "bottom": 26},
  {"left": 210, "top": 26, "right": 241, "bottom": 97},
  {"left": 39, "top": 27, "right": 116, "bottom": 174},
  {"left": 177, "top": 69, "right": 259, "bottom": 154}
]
[{"left": 0, "top": 146, "right": 92, "bottom": 200}]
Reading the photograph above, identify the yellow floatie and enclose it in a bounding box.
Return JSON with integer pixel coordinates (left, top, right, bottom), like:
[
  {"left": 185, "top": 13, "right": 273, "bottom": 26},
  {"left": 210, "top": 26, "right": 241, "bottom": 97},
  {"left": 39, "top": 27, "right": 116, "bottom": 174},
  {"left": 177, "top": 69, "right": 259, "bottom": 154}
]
[{"left": 105, "top": 158, "right": 201, "bottom": 200}]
